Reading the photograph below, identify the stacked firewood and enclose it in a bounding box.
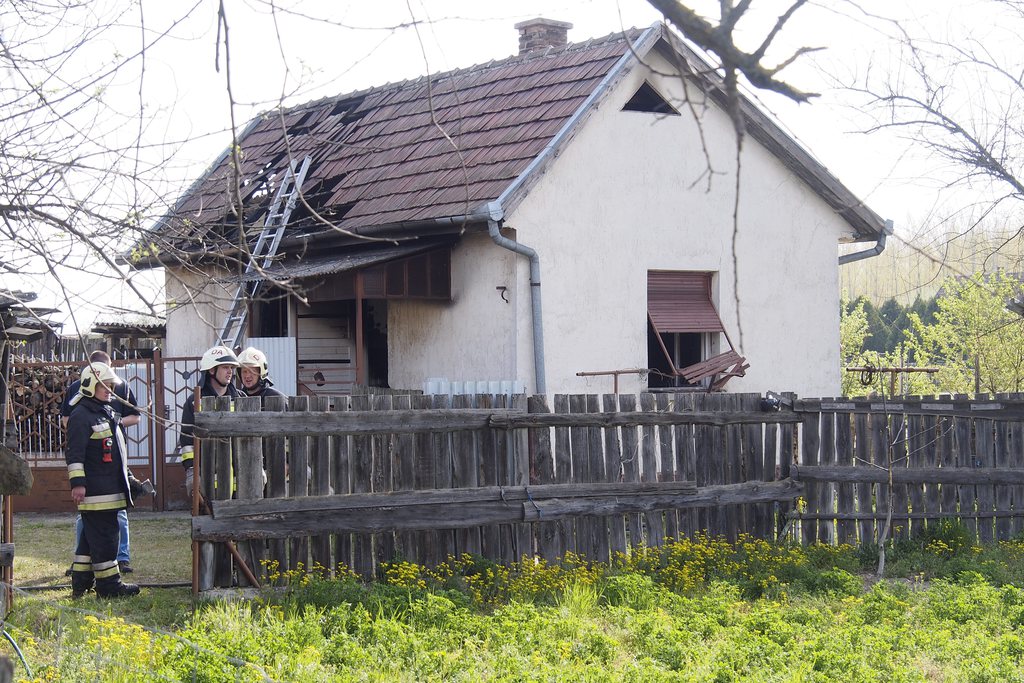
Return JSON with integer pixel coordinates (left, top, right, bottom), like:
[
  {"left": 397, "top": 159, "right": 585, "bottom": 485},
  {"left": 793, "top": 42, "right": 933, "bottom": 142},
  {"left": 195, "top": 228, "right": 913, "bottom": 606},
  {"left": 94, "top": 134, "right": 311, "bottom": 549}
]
[{"left": 8, "top": 365, "right": 75, "bottom": 456}]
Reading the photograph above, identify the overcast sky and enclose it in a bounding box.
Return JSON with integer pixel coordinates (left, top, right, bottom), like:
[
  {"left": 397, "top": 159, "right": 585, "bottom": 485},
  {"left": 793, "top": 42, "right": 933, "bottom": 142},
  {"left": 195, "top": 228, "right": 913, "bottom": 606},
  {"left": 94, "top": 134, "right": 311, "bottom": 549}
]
[{"left": 4, "top": 0, "right": 1009, "bottom": 333}]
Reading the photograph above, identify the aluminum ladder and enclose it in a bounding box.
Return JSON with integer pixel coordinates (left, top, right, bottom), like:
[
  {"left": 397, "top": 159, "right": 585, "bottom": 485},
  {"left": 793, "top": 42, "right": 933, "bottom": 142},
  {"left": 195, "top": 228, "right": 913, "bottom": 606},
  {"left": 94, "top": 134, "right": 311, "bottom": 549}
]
[{"left": 218, "top": 155, "right": 311, "bottom": 349}]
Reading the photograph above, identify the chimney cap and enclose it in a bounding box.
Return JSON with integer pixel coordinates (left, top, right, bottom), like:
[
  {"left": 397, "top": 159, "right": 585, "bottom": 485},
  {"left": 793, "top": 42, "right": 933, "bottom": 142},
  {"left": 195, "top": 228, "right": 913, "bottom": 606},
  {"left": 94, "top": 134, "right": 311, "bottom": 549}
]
[{"left": 513, "top": 17, "right": 574, "bottom": 31}]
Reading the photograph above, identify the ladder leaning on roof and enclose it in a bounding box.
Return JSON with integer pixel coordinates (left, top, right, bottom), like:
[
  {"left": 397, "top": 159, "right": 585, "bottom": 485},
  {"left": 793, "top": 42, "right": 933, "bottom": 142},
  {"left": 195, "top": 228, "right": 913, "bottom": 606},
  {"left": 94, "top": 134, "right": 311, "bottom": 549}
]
[{"left": 218, "top": 155, "right": 312, "bottom": 349}]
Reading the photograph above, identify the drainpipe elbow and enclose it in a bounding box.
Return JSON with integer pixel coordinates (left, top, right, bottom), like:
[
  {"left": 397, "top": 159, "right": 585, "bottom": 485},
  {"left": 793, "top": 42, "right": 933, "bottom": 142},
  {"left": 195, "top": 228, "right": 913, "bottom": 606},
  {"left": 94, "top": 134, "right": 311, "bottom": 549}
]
[{"left": 839, "top": 219, "right": 893, "bottom": 266}]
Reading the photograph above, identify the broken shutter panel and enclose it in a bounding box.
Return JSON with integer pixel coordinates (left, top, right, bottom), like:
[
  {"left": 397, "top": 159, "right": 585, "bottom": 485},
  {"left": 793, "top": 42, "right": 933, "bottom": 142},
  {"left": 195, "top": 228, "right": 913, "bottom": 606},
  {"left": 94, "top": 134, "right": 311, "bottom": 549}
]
[{"left": 647, "top": 271, "right": 725, "bottom": 333}]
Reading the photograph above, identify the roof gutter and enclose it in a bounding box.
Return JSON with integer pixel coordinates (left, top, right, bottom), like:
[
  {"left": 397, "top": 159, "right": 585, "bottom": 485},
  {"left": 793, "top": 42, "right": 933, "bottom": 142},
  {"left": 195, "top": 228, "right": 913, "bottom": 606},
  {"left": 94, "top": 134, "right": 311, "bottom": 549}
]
[
  {"left": 484, "top": 201, "right": 546, "bottom": 395},
  {"left": 839, "top": 219, "right": 893, "bottom": 265}
]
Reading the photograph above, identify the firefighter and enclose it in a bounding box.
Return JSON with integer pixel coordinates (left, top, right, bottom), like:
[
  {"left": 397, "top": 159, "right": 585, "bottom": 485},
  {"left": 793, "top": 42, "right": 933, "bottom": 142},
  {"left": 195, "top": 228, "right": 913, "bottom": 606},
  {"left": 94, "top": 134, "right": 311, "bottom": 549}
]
[
  {"left": 236, "top": 347, "right": 286, "bottom": 399},
  {"left": 65, "top": 362, "right": 140, "bottom": 598},
  {"left": 179, "top": 345, "right": 241, "bottom": 495},
  {"left": 61, "top": 349, "right": 145, "bottom": 575}
]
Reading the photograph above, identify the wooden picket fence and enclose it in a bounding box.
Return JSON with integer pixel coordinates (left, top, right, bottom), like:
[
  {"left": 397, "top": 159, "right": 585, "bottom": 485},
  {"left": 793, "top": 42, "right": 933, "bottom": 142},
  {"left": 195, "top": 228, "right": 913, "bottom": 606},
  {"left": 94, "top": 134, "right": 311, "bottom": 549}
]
[
  {"left": 792, "top": 394, "right": 1024, "bottom": 546},
  {"left": 190, "top": 392, "right": 801, "bottom": 589},
  {"left": 189, "top": 391, "right": 1024, "bottom": 590}
]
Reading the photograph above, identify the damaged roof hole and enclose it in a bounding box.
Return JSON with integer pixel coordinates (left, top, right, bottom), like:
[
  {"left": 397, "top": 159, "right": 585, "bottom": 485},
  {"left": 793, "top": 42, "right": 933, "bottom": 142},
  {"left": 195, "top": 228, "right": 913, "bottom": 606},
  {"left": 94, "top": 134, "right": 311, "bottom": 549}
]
[
  {"left": 289, "top": 172, "right": 356, "bottom": 225},
  {"left": 330, "top": 95, "right": 368, "bottom": 125},
  {"left": 622, "top": 81, "right": 680, "bottom": 115},
  {"left": 287, "top": 110, "right": 318, "bottom": 137}
]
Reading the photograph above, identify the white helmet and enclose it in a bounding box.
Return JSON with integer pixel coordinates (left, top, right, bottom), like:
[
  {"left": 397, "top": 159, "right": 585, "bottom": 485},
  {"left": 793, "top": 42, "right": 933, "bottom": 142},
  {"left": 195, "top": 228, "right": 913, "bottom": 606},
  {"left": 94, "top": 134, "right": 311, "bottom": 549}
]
[
  {"left": 199, "top": 345, "right": 240, "bottom": 372},
  {"left": 237, "top": 347, "right": 269, "bottom": 380},
  {"left": 69, "top": 362, "right": 122, "bottom": 406}
]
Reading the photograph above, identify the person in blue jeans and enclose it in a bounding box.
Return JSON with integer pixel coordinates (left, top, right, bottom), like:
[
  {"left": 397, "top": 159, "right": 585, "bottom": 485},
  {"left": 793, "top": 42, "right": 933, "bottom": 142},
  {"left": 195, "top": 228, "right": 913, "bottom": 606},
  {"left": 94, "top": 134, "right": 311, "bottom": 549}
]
[{"left": 61, "top": 350, "right": 141, "bottom": 573}]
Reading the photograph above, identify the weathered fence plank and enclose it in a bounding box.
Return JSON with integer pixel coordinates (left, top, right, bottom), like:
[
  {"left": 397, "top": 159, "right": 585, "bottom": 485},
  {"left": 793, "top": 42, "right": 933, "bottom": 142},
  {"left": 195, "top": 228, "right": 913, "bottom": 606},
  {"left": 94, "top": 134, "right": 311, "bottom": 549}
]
[
  {"left": 854, "top": 412, "right": 872, "bottom": 545},
  {"left": 348, "top": 393, "right": 373, "bottom": 578},
  {"left": 529, "top": 394, "right": 564, "bottom": 562},
  {"left": 194, "top": 409, "right": 803, "bottom": 435},
  {"left": 975, "top": 407, "right": 995, "bottom": 543},
  {"left": 995, "top": 396, "right": 1012, "bottom": 540},
  {"left": 330, "top": 395, "right": 352, "bottom": 574},
  {"left": 818, "top": 405, "right": 835, "bottom": 544},
  {"left": 890, "top": 413, "right": 909, "bottom": 540},
  {"left": 234, "top": 396, "right": 265, "bottom": 586},
  {"left": 586, "top": 394, "right": 610, "bottom": 562},
  {"left": 834, "top": 410, "right": 855, "bottom": 544},
  {"left": 311, "top": 395, "right": 333, "bottom": 573},
  {"left": 196, "top": 479, "right": 793, "bottom": 541},
  {"left": 510, "top": 393, "right": 532, "bottom": 562},
  {"left": 656, "top": 394, "right": 678, "bottom": 541},
  {"left": 954, "top": 407, "right": 978, "bottom": 538},
  {"left": 674, "top": 393, "right": 697, "bottom": 540},
  {"left": 1012, "top": 407, "right": 1024, "bottom": 538},
  {"left": 793, "top": 466, "right": 1024, "bottom": 484},
  {"left": 906, "top": 409, "right": 926, "bottom": 539},
  {"left": 639, "top": 393, "right": 665, "bottom": 547},
  {"left": 453, "top": 394, "right": 481, "bottom": 557},
  {"left": 801, "top": 410, "right": 820, "bottom": 545},
  {"left": 602, "top": 394, "right": 628, "bottom": 556},
  {"left": 618, "top": 394, "right": 643, "bottom": 548},
  {"left": 265, "top": 395, "right": 289, "bottom": 580}
]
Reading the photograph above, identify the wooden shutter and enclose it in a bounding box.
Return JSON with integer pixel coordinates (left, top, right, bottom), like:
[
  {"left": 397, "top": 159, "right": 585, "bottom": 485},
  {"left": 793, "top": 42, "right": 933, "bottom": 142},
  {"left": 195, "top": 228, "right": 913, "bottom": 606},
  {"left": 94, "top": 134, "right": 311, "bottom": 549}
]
[{"left": 647, "top": 271, "right": 724, "bottom": 333}]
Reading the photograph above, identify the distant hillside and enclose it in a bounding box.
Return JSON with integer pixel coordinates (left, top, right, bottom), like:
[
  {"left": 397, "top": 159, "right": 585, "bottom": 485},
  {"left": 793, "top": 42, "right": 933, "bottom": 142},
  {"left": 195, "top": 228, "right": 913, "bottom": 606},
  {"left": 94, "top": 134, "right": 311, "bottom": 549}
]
[{"left": 841, "top": 228, "right": 1024, "bottom": 304}]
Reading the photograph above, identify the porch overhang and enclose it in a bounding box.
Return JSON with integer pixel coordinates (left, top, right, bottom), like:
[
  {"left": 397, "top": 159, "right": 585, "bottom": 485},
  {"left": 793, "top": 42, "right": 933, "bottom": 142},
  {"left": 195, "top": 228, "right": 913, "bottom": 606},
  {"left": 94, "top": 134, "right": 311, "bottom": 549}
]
[{"left": 233, "top": 239, "right": 455, "bottom": 283}]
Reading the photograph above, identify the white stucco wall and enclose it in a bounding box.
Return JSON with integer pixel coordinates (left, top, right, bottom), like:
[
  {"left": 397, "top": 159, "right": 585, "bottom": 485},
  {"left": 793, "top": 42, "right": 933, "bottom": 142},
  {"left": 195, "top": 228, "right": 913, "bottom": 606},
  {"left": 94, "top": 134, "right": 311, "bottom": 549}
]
[
  {"left": 164, "top": 265, "right": 236, "bottom": 357},
  {"left": 387, "top": 232, "right": 521, "bottom": 391},
  {"left": 398, "top": 47, "right": 858, "bottom": 398}
]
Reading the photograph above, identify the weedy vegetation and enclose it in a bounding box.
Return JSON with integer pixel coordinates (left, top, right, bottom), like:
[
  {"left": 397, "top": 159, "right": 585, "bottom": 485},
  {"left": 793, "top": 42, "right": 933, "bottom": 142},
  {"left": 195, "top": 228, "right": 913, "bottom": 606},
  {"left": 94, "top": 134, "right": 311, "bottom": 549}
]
[{"left": 6, "top": 517, "right": 1024, "bottom": 681}]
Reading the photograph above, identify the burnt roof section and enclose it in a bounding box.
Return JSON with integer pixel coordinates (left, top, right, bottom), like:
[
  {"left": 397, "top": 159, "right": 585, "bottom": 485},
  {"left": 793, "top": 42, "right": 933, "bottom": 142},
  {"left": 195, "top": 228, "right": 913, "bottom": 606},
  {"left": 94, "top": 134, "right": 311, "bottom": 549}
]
[
  {"left": 155, "top": 27, "right": 648, "bottom": 254},
  {"left": 149, "top": 22, "right": 884, "bottom": 265}
]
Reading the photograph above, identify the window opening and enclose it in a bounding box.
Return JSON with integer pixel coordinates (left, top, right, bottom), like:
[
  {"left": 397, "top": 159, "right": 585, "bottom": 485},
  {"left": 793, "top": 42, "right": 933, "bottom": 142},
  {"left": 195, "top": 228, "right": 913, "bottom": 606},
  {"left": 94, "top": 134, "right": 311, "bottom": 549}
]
[{"left": 647, "top": 270, "right": 747, "bottom": 390}]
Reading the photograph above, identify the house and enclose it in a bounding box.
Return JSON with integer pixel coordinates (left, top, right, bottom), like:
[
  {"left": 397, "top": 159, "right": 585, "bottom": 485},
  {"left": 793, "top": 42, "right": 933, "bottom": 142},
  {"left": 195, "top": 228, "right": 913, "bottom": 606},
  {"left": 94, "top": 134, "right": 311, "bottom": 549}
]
[{"left": 134, "top": 19, "right": 887, "bottom": 397}]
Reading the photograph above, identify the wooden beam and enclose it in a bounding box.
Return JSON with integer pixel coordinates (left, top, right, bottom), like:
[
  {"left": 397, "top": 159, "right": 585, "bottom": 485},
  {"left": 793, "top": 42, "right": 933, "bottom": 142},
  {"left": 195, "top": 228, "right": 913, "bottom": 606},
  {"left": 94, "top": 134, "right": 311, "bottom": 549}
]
[
  {"left": 794, "top": 464, "right": 1024, "bottom": 485},
  {"left": 192, "top": 480, "right": 801, "bottom": 541},
  {"left": 211, "top": 481, "right": 700, "bottom": 518},
  {"left": 193, "top": 408, "right": 803, "bottom": 436}
]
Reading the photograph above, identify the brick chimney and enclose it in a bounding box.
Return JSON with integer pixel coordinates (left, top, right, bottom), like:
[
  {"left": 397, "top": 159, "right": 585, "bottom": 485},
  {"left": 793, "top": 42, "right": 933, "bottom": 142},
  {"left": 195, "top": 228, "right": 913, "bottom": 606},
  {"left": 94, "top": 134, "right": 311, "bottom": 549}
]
[{"left": 514, "top": 18, "right": 573, "bottom": 55}]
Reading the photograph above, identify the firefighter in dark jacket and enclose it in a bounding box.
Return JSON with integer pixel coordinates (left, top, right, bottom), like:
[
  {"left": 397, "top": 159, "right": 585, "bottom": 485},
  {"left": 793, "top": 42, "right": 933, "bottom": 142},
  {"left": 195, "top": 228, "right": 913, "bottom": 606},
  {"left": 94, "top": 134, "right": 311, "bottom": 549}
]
[
  {"left": 237, "top": 346, "right": 286, "bottom": 399},
  {"left": 180, "top": 345, "right": 241, "bottom": 495},
  {"left": 65, "top": 362, "right": 140, "bottom": 598}
]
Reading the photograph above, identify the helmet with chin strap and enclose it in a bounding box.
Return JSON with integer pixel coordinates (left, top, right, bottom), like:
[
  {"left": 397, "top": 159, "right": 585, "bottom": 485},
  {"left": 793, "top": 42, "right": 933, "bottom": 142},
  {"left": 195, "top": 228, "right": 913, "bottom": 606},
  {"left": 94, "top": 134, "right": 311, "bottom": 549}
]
[
  {"left": 69, "top": 362, "right": 122, "bottom": 406},
  {"left": 199, "top": 345, "right": 240, "bottom": 372},
  {"left": 236, "top": 347, "right": 270, "bottom": 381}
]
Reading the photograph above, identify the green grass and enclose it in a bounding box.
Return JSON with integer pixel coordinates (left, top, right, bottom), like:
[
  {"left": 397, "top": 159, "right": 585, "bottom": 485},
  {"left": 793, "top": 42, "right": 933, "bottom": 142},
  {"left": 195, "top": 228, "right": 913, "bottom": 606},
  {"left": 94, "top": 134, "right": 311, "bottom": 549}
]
[
  {"left": 7, "top": 519, "right": 1024, "bottom": 681},
  {"left": 13, "top": 511, "right": 191, "bottom": 588}
]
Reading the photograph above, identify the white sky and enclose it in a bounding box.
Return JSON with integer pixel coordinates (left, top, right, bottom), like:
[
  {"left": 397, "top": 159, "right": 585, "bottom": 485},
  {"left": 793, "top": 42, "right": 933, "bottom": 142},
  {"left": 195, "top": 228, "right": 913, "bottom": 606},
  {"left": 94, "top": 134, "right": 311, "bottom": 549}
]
[{"left": 4, "top": 0, "right": 1014, "bottom": 333}]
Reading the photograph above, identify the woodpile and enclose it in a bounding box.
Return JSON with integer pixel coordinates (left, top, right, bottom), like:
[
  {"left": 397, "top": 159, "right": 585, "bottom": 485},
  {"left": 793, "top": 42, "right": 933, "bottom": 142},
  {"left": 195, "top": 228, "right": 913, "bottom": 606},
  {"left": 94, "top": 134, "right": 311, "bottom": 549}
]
[{"left": 8, "top": 364, "right": 75, "bottom": 456}]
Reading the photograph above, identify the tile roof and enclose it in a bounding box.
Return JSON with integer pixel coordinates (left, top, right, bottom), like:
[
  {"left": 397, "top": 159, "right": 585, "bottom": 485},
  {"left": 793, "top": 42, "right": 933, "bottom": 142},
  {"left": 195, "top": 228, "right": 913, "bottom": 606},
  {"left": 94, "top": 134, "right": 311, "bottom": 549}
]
[{"left": 159, "top": 27, "right": 649, "bottom": 249}]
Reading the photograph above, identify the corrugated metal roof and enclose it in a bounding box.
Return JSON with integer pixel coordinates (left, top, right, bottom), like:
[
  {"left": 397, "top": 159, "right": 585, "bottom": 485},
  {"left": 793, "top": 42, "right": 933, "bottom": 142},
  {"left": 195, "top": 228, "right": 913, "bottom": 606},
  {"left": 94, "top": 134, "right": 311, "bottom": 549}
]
[
  {"left": 234, "top": 240, "right": 452, "bottom": 282},
  {"left": 91, "top": 312, "right": 166, "bottom": 330}
]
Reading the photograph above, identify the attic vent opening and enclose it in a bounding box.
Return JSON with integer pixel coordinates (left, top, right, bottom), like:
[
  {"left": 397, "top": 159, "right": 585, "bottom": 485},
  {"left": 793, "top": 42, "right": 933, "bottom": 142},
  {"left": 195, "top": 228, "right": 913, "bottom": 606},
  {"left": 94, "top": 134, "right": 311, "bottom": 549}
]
[{"left": 622, "top": 82, "right": 680, "bottom": 116}]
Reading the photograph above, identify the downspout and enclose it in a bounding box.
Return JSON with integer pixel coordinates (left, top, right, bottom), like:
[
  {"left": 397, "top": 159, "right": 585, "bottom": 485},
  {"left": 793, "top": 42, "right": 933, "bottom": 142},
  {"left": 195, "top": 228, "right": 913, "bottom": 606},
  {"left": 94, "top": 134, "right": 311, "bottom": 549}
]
[
  {"left": 839, "top": 219, "right": 893, "bottom": 265},
  {"left": 477, "top": 32, "right": 660, "bottom": 397},
  {"left": 484, "top": 201, "right": 546, "bottom": 395}
]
